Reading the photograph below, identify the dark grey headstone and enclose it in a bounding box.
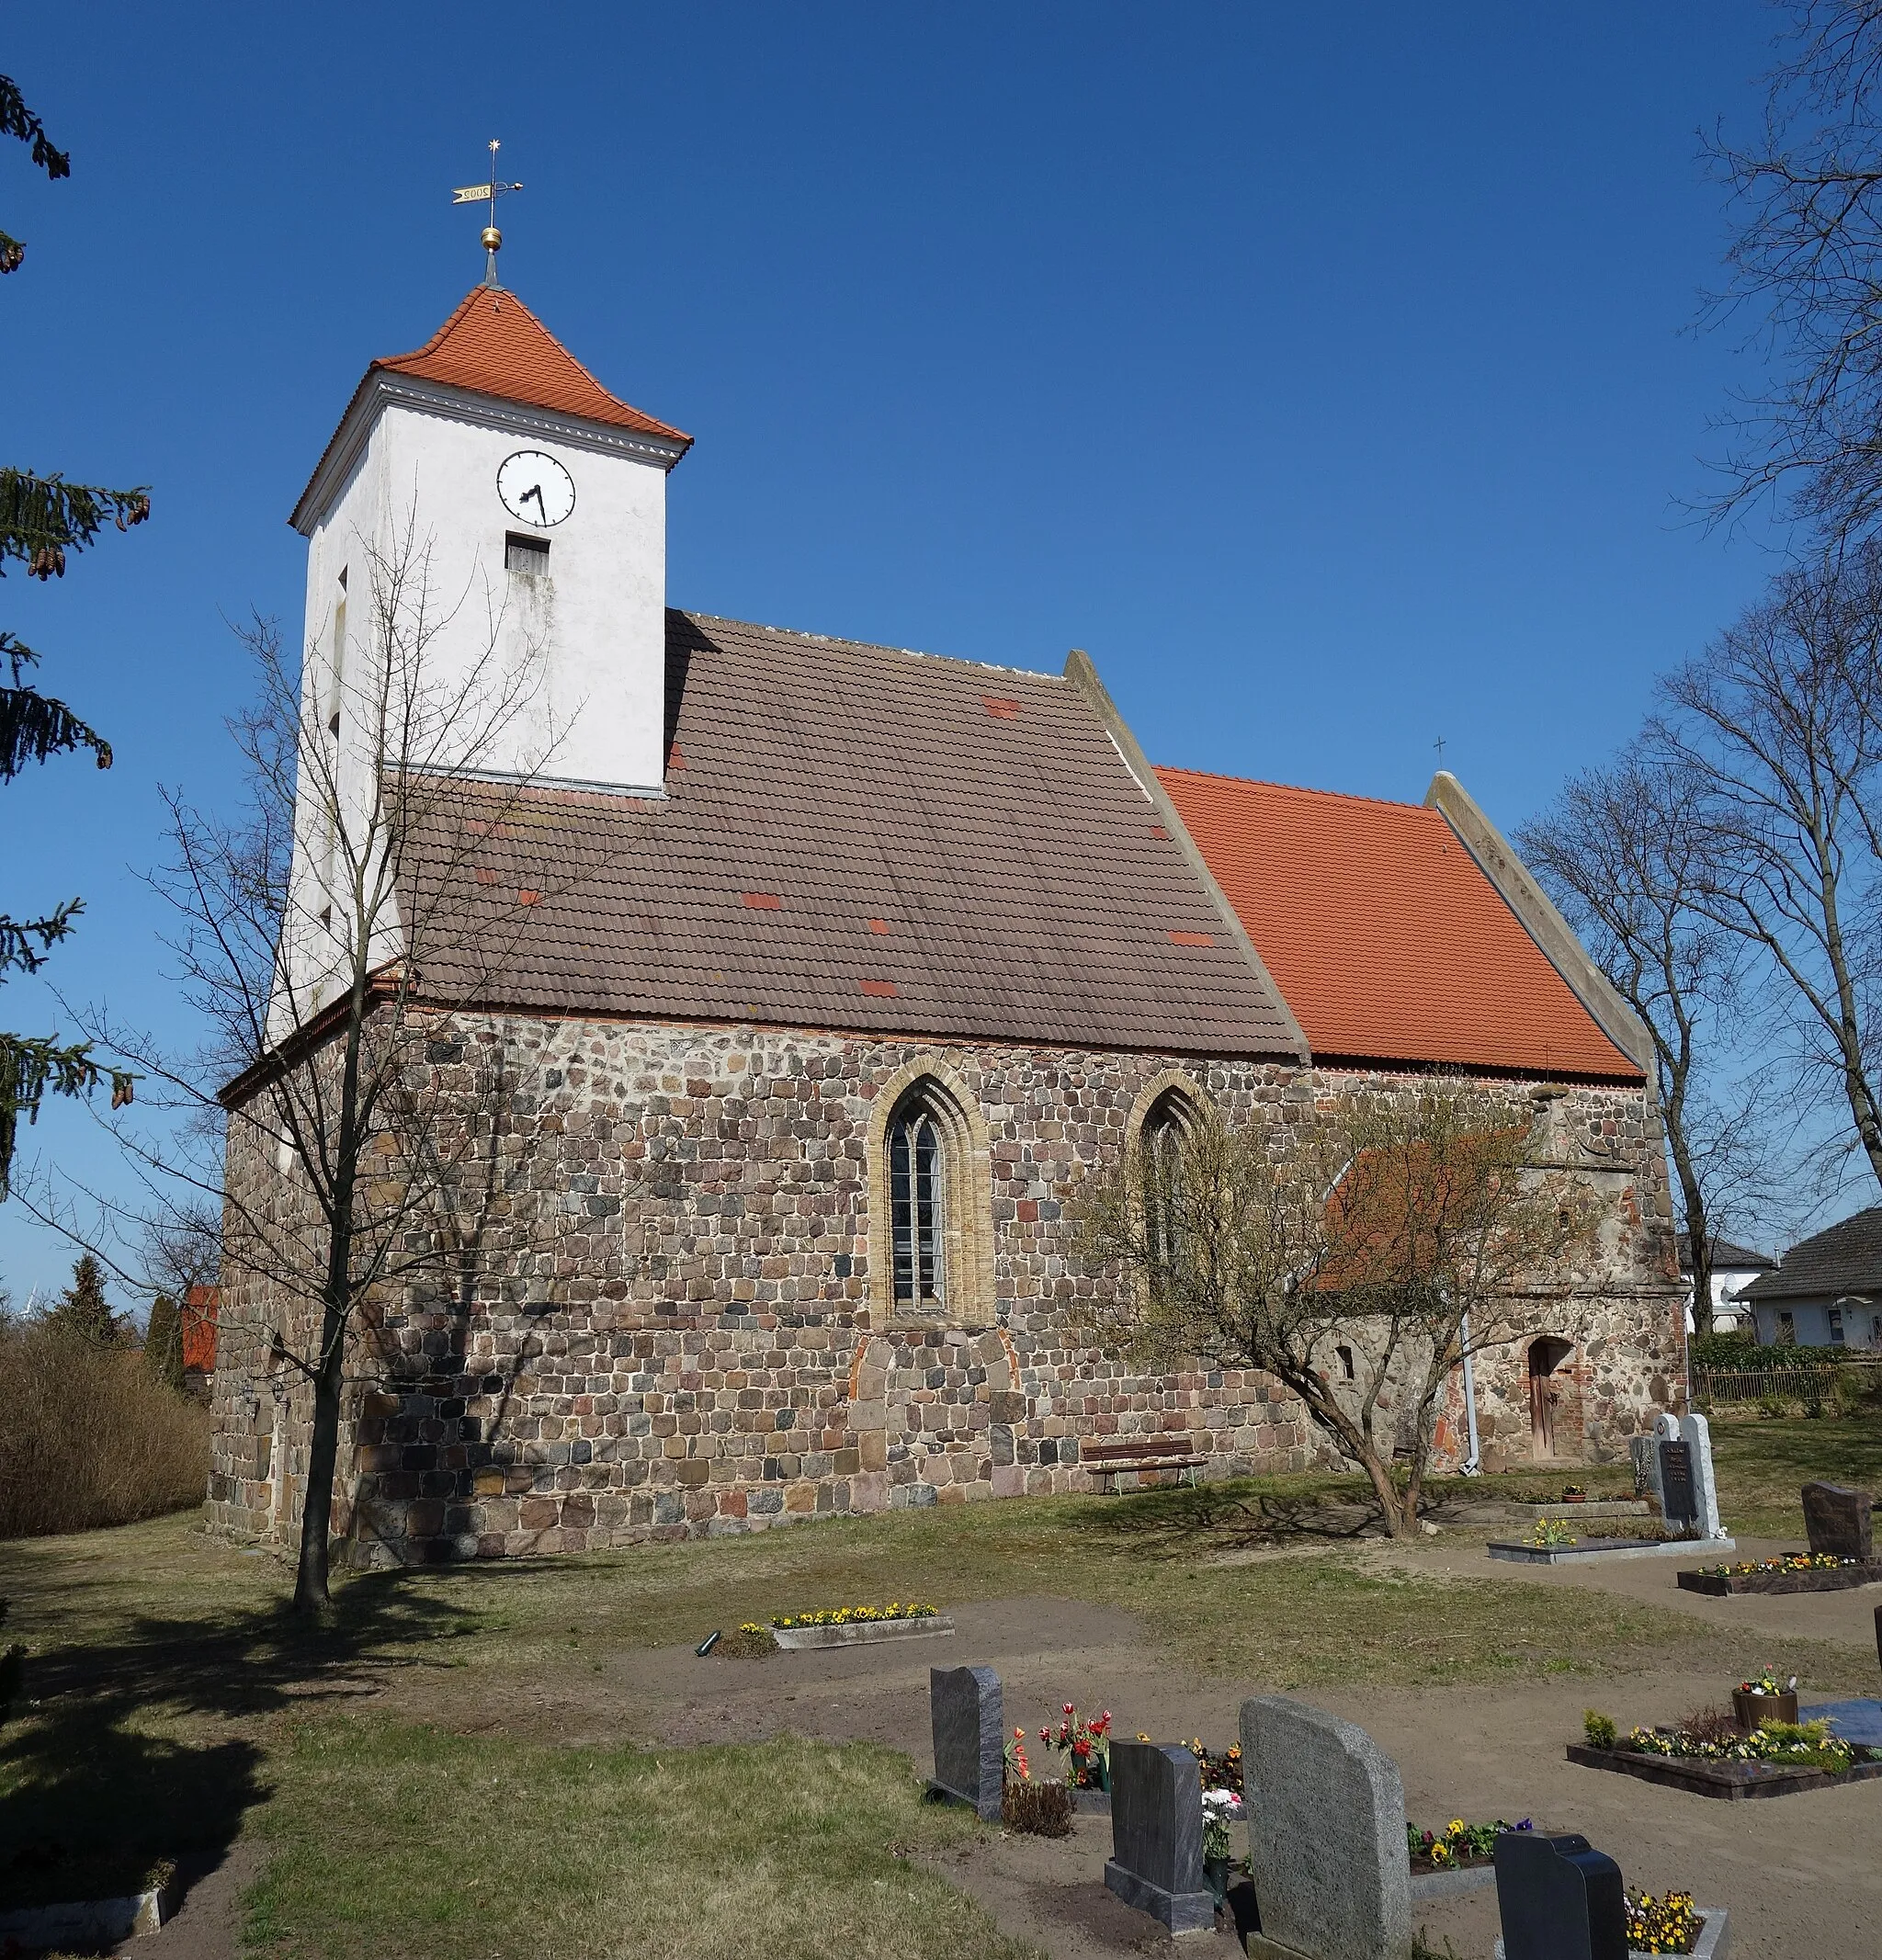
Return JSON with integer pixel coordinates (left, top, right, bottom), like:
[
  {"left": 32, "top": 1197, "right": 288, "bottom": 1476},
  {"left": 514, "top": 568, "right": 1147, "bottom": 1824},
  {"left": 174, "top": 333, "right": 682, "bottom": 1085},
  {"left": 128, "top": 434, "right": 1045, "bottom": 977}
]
[
  {"left": 929, "top": 1664, "right": 1003, "bottom": 1821},
  {"left": 1658, "top": 1439, "right": 1697, "bottom": 1527},
  {"left": 1493, "top": 1830, "right": 1626, "bottom": 1960},
  {"left": 1103, "top": 1739, "right": 1215, "bottom": 1934},
  {"left": 1803, "top": 1481, "right": 1873, "bottom": 1563}
]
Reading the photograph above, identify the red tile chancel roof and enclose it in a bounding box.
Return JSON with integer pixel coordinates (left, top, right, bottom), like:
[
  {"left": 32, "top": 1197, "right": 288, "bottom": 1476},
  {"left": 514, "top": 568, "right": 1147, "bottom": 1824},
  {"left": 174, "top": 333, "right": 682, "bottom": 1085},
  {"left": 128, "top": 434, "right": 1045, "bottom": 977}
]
[
  {"left": 1154, "top": 769, "right": 1640, "bottom": 1081},
  {"left": 374, "top": 287, "right": 691, "bottom": 446}
]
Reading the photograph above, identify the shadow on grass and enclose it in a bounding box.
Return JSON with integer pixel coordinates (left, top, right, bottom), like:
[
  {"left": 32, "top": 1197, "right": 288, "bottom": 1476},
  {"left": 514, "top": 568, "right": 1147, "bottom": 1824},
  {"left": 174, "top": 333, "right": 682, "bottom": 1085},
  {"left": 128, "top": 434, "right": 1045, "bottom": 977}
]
[
  {"left": 0, "top": 1573, "right": 483, "bottom": 1916},
  {"left": 1071, "top": 1477, "right": 1384, "bottom": 1556},
  {"left": 1060, "top": 1462, "right": 1643, "bottom": 1562}
]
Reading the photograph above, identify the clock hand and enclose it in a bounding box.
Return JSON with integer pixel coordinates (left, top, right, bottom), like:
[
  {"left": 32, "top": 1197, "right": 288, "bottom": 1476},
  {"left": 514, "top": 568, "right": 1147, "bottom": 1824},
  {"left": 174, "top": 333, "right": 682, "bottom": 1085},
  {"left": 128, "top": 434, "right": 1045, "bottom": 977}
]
[{"left": 523, "top": 484, "right": 547, "bottom": 518}]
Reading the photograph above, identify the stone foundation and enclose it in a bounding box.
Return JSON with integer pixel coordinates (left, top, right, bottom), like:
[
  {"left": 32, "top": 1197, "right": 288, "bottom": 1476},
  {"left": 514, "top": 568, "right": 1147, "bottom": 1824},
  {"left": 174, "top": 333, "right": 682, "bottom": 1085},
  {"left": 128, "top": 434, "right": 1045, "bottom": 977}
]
[{"left": 207, "top": 1017, "right": 1684, "bottom": 1564}]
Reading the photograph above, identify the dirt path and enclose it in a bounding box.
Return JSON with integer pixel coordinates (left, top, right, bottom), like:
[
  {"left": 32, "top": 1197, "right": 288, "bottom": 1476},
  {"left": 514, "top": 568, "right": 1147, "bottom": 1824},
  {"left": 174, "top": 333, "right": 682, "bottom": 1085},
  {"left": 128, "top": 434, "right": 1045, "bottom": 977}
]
[{"left": 1402, "top": 1528, "right": 1882, "bottom": 1654}]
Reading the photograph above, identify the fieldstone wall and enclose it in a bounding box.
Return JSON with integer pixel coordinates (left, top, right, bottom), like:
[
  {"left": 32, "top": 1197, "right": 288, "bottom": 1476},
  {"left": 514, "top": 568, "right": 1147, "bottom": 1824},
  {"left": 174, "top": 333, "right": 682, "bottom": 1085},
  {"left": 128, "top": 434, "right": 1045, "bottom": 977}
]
[{"left": 205, "top": 1016, "right": 1683, "bottom": 1563}]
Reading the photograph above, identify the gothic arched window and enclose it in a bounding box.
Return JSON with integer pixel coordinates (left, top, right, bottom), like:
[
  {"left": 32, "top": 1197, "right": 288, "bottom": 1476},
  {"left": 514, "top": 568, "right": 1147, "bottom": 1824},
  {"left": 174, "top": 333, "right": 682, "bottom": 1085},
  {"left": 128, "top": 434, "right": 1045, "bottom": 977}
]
[
  {"left": 890, "top": 1093, "right": 949, "bottom": 1312},
  {"left": 1139, "top": 1087, "right": 1197, "bottom": 1277}
]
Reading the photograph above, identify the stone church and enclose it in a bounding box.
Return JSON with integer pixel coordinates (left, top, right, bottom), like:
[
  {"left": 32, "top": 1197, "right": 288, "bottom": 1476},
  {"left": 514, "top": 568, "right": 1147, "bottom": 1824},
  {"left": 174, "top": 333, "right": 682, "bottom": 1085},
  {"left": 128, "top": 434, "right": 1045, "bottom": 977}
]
[{"left": 206, "top": 278, "right": 1684, "bottom": 1563}]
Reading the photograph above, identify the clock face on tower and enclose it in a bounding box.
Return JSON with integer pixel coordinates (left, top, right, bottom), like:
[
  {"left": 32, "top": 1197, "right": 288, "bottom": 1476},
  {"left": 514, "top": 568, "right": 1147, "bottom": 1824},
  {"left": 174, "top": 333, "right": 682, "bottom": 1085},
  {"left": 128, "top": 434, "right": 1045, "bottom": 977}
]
[{"left": 496, "top": 450, "right": 576, "bottom": 527}]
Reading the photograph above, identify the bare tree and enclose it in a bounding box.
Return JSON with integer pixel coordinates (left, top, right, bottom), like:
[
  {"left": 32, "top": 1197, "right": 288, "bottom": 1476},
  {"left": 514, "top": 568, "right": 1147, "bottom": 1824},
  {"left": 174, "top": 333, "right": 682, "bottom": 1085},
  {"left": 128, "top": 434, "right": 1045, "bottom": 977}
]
[
  {"left": 1075, "top": 1086, "right": 1601, "bottom": 1537},
  {"left": 47, "top": 519, "right": 574, "bottom": 1614},
  {"left": 1704, "top": 2, "right": 1882, "bottom": 540},
  {"left": 1652, "top": 546, "right": 1882, "bottom": 1195},
  {"left": 1518, "top": 754, "right": 1767, "bottom": 1334}
]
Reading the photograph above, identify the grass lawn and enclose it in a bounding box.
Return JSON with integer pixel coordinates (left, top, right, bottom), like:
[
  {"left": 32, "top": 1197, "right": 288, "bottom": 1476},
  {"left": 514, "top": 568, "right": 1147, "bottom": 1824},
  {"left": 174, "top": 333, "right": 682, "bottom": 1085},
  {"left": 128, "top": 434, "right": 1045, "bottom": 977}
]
[
  {"left": 1707, "top": 1413, "right": 1882, "bottom": 1537},
  {"left": 246, "top": 1723, "right": 1026, "bottom": 1960},
  {"left": 0, "top": 1467, "right": 1831, "bottom": 1695}
]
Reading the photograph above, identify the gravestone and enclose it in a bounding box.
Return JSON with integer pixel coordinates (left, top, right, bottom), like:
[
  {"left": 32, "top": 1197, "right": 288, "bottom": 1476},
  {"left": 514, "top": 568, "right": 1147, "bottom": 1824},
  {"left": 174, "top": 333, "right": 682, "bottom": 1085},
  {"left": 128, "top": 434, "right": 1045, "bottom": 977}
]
[
  {"left": 1103, "top": 1739, "right": 1216, "bottom": 1934},
  {"left": 1633, "top": 1410, "right": 1682, "bottom": 1516},
  {"left": 1679, "top": 1411, "right": 1724, "bottom": 1540},
  {"left": 1241, "top": 1696, "right": 1412, "bottom": 1960},
  {"left": 1629, "top": 1433, "right": 1662, "bottom": 1511},
  {"left": 1803, "top": 1481, "right": 1874, "bottom": 1563},
  {"left": 929, "top": 1664, "right": 1003, "bottom": 1821},
  {"left": 1493, "top": 1830, "right": 1625, "bottom": 1960},
  {"left": 1658, "top": 1439, "right": 1698, "bottom": 1530}
]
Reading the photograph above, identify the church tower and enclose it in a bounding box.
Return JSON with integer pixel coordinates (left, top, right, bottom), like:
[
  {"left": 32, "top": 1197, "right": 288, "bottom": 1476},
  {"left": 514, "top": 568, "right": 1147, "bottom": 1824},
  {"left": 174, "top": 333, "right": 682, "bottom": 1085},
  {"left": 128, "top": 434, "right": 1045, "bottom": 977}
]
[{"left": 289, "top": 286, "right": 692, "bottom": 795}]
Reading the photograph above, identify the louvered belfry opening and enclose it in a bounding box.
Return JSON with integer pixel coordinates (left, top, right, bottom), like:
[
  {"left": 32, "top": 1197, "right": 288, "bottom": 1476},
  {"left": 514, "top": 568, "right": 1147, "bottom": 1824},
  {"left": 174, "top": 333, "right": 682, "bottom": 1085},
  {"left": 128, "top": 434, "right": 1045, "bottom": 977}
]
[{"left": 890, "top": 1090, "right": 948, "bottom": 1313}]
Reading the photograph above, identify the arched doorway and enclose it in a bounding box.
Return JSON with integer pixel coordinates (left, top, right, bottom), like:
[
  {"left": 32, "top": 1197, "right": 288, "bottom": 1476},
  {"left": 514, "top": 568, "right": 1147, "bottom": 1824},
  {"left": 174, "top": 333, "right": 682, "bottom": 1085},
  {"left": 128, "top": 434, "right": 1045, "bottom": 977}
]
[{"left": 1528, "top": 1337, "right": 1575, "bottom": 1457}]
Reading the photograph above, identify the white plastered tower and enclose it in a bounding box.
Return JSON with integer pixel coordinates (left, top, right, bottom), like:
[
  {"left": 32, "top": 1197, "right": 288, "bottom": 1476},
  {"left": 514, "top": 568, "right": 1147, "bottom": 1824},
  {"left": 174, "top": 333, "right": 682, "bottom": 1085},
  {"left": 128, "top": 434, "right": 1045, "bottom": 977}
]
[{"left": 274, "top": 282, "right": 691, "bottom": 1027}]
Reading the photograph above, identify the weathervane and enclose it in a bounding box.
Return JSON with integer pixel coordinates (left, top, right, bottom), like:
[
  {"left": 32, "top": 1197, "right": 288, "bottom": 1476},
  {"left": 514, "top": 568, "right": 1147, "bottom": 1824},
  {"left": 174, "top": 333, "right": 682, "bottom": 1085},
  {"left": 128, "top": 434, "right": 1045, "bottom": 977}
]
[{"left": 451, "top": 140, "right": 523, "bottom": 288}]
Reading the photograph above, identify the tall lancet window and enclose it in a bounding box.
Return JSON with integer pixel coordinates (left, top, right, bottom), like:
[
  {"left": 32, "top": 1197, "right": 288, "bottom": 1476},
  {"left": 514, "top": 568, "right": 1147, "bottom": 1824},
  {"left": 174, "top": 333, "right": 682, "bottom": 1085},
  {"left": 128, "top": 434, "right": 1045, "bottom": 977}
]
[
  {"left": 890, "top": 1096, "right": 947, "bottom": 1312},
  {"left": 1139, "top": 1087, "right": 1197, "bottom": 1282}
]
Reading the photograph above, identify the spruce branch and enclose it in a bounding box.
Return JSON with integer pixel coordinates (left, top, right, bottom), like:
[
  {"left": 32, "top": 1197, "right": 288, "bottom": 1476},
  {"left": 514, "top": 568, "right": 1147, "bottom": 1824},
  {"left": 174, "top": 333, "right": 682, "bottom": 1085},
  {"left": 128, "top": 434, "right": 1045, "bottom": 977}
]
[
  {"left": 0, "top": 470, "right": 151, "bottom": 580},
  {"left": 2, "top": 635, "right": 111, "bottom": 776},
  {"left": 0, "top": 1031, "right": 133, "bottom": 1199},
  {"left": 0, "top": 74, "right": 70, "bottom": 180},
  {"left": 0, "top": 73, "right": 71, "bottom": 278},
  {"left": 0, "top": 899, "right": 84, "bottom": 978}
]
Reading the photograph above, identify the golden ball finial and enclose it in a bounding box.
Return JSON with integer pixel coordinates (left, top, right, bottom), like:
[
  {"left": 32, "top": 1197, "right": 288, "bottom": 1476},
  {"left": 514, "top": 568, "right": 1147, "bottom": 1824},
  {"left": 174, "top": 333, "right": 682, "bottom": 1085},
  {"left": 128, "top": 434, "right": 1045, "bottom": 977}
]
[{"left": 482, "top": 225, "right": 503, "bottom": 253}]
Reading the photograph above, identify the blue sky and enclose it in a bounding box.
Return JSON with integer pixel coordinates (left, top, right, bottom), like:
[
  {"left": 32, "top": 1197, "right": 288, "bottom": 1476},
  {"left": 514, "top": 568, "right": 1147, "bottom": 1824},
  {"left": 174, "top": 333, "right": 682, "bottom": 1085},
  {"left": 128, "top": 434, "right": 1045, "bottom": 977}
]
[{"left": 2, "top": 4, "right": 1794, "bottom": 1299}]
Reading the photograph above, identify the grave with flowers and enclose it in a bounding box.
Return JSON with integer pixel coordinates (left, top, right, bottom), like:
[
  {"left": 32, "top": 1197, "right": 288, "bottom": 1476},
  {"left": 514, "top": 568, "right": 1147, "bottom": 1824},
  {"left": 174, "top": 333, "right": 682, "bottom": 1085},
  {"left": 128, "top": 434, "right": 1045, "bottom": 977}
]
[
  {"left": 1491, "top": 1829, "right": 1729, "bottom": 1960},
  {"left": 1034, "top": 1703, "right": 1114, "bottom": 1811},
  {"left": 1678, "top": 1481, "right": 1882, "bottom": 1595},
  {"left": 761, "top": 1600, "right": 954, "bottom": 1649},
  {"left": 1570, "top": 1700, "right": 1882, "bottom": 1799}
]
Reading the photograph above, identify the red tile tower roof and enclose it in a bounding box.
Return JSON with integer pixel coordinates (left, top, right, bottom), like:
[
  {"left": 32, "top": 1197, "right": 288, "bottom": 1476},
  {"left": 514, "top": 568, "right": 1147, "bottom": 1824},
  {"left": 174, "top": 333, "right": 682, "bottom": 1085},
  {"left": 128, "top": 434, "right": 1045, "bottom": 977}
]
[
  {"left": 373, "top": 287, "right": 691, "bottom": 445},
  {"left": 1154, "top": 769, "right": 1640, "bottom": 1081}
]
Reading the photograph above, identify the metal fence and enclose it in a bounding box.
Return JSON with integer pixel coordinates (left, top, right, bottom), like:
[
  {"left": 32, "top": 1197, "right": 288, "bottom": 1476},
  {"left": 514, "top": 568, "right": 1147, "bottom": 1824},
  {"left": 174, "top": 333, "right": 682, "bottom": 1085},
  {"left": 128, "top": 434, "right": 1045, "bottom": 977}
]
[{"left": 1695, "top": 1360, "right": 1882, "bottom": 1408}]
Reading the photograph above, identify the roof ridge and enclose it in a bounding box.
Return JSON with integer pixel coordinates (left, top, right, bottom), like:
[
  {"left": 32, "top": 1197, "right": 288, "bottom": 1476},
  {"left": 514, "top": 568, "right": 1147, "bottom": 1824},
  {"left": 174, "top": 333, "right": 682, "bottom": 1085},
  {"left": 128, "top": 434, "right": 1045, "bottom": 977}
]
[
  {"left": 674, "top": 609, "right": 1066, "bottom": 684},
  {"left": 1152, "top": 764, "right": 1431, "bottom": 814},
  {"left": 398, "top": 286, "right": 482, "bottom": 361}
]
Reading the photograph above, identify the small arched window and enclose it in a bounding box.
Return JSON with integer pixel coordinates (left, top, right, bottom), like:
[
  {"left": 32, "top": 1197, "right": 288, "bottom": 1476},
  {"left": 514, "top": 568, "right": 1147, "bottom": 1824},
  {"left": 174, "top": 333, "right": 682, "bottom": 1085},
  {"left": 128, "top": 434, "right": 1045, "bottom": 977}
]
[
  {"left": 890, "top": 1095, "right": 948, "bottom": 1312},
  {"left": 1139, "top": 1087, "right": 1196, "bottom": 1276}
]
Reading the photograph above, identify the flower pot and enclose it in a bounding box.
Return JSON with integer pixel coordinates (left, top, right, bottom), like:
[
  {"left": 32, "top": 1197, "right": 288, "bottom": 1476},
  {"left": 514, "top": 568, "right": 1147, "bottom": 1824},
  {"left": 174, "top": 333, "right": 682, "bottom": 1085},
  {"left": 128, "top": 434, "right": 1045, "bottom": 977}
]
[
  {"left": 1563, "top": 1493, "right": 1587, "bottom": 1503},
  {"left": 1731, "top": 1688, "right": 1798, "bottom": 1730},
  {"left": 1203, "top": 1855, "right": 1230, "bottom": 1910}
]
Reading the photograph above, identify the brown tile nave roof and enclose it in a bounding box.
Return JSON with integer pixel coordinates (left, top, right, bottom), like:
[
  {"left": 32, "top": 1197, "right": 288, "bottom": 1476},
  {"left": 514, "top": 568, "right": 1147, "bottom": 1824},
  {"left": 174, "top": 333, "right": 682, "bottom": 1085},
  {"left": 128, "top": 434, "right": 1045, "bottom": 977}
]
[{"left": 397, "top": 611, "right": 1306, "bottom": 1057}]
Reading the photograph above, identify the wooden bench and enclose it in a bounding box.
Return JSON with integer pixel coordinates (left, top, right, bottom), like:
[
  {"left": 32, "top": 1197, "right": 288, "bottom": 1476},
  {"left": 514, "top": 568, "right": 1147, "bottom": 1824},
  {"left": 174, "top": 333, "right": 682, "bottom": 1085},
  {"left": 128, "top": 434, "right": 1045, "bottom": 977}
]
[{"left": 1079, "top": 1434, "right": 1207, "bottom": 1492}]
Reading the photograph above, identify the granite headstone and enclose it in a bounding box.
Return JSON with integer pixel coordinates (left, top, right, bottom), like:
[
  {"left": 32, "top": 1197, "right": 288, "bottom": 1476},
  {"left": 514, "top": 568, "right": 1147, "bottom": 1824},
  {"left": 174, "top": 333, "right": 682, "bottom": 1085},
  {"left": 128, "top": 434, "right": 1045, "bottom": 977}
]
[
  {"left": 1241, "top": 1695, "right": 1412, "bottom": 1960},
  {"left": 1629, "top": 1433, "right": 1662, "bottom": 1511},
  {"left": 1659, "top": 1439, "right": 1698, "bottom": 1529},
  {"left": 1103, "top": 1739, "right": 1215, "bottom": 1934},
  {"left": 1803, "top": 1481, "right": 1873, "bottom": 1563},
  {"left": 1493, "top": 1830, "right": 1626, "bottom": 1960},
  {"left": 1679, "top": 1411, "right": 1724, "bottom": 1539},
  {"left": 929, "top": 1664, "right": 1003, "bottom": 1821}
]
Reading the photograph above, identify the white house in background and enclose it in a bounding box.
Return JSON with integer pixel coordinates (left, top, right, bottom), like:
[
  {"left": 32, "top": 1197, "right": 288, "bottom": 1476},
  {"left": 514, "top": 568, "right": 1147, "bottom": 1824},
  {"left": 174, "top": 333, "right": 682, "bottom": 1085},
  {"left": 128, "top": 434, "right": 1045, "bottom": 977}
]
[
  {"left": 1677, "top": 1233, "right": 1775, "bottom": 1336},
  {"left": 1741, "top": 1207, "right": 1882, "bottom": 1350}
]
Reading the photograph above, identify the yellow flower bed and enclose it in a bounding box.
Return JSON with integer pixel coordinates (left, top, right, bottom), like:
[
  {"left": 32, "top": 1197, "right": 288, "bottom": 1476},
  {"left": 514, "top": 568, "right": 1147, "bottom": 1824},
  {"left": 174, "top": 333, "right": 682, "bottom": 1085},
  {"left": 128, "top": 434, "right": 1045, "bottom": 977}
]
[
  {"left": 1626, "top": 1888, "right": 1699, "bottom": 1955},
  {"left": 765, "top": 1603, "right": 938, "bottom": 1629}
]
